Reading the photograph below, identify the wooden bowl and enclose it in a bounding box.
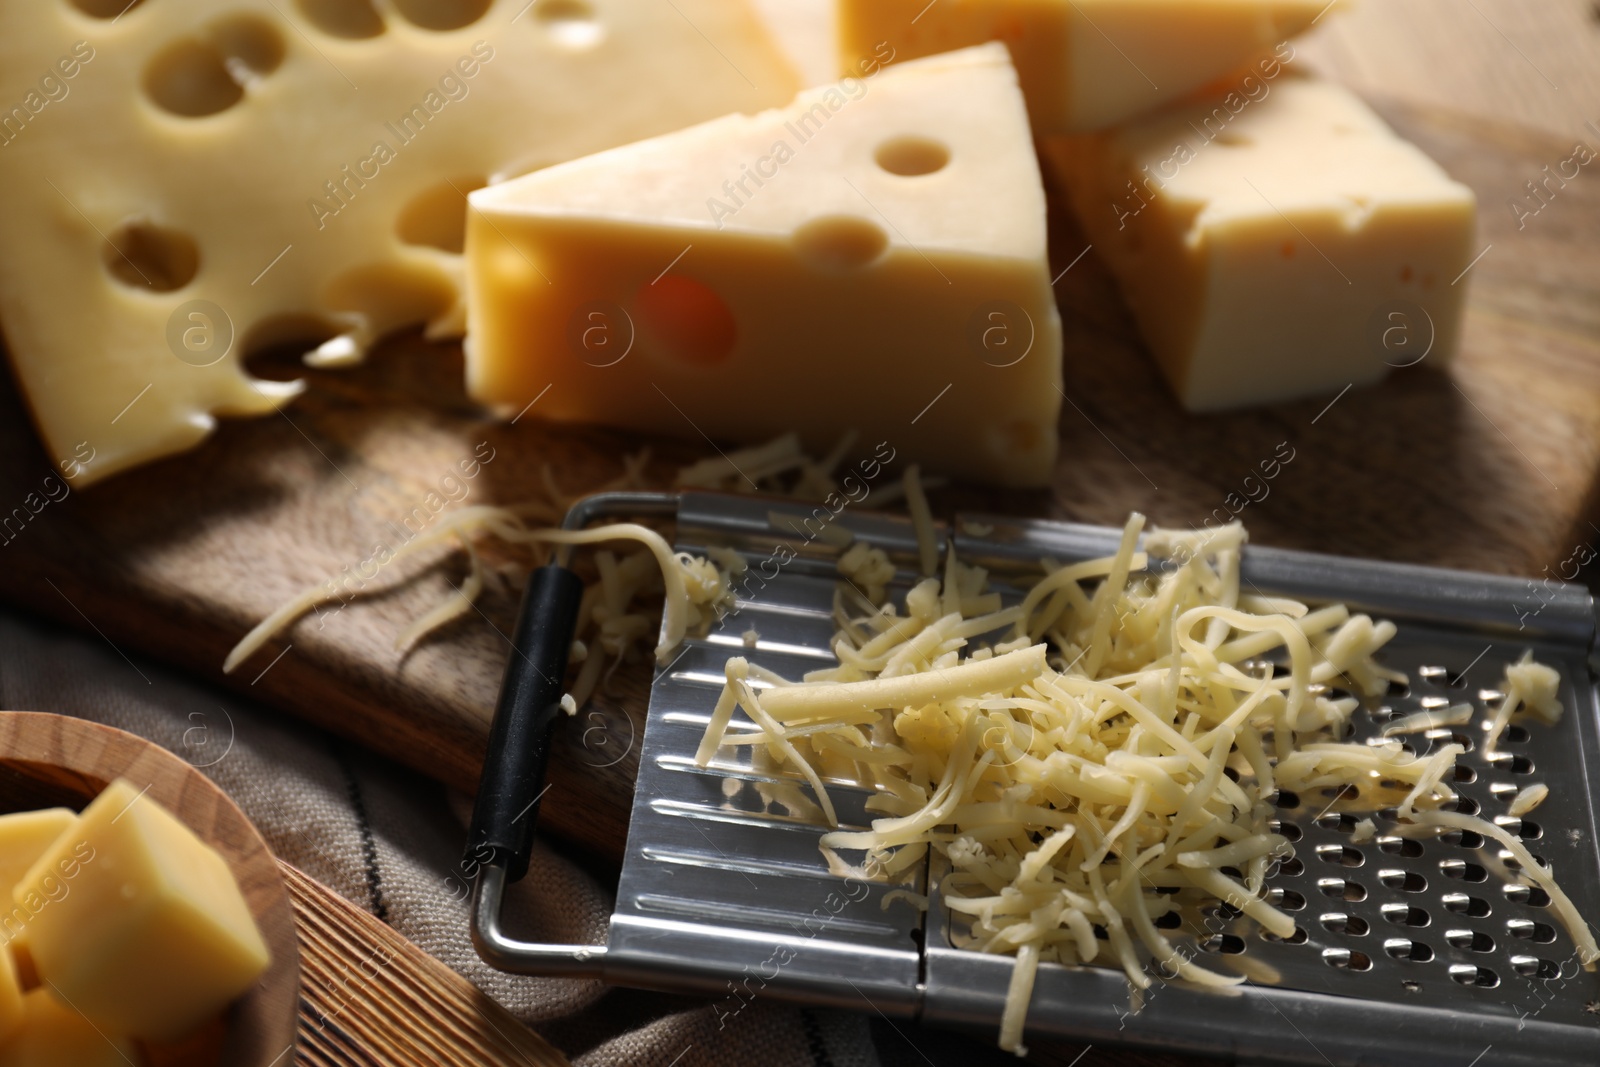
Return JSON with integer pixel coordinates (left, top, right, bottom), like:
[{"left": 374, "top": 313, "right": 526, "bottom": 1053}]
[{"left": 0, "top": 712, "right": 299, "bottom": 1066}]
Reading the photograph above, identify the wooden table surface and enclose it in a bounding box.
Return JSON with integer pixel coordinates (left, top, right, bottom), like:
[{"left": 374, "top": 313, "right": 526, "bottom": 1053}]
[{"left": 0, "top": 5, "right": 1597, "bottom": 1066}]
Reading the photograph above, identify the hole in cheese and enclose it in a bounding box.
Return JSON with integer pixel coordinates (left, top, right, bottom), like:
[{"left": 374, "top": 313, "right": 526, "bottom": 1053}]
[
  {"left": 295, "top": 0, "right": 385, "bottom": 39},
  {"left": 391, "top": 0, "right": 493, "bottom": 32},
  {"left": 239, "top": 312, "right": 344, "bottom": 374},
  {"left": 397, "top": 177, "right": 485, "bottom": 254},
  {"left": 875, "top": 135, "right": 950, "bottom": 177},
  {"left": 66, "top": 0, "right": 145, "bottom": 18},
  {"left": 792, "top": 215, "right": 888, "bottom": 272},
  {"left": 143, "top": 37, "right": 246, "bottom": 118},
  {"left": 535, "top": 0, "right": 605, "bottom": 50},
  {"left": 633, "top": 275, "right": 737, "bottom": 368},
  {"left": 1214, "top": 132, "right": 1252, "bottom": 148},
  {"left": 210, "top": 14, "right": 288, "bottom": 80},
  {"left": 102, "top": 220, "right": 200, "bottom": 292}
]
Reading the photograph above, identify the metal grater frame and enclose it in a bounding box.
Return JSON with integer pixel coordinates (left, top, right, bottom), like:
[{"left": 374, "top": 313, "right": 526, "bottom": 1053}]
[{"left": 473, "top": 491, "right": 1600, "bottom": 1066}]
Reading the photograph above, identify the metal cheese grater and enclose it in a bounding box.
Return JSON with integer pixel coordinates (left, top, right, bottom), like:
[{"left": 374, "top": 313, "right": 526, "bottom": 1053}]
[{"left": 465, "top": 490, "right": 1600, "bottom": 1066}]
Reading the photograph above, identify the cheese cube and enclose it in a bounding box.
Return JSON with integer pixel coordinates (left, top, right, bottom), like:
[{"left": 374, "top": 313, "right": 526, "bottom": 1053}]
[
  {"left": 0, "top": 0, "right": 798, "bottom": 485},
  {"left": 0, "top": 990, "right": 137, "bottom": 1067},
  {"left": 0, "top": 809, "right": 76, "bottom": 947},
  {"left": 15, "top": 780, "right": 269, "bottom": 1042},
  {"left": 839, "top": 0, "right": 1330, "bottom": 133},
  {"left": 1046, "top": 75, "right": 1477, "bottom": 411},
  {"left": 0, "top": 945, "right": 23, "bottom": 1048},
  {"left": 466, "top": 44, "right": 1062, "bottom": 488}
]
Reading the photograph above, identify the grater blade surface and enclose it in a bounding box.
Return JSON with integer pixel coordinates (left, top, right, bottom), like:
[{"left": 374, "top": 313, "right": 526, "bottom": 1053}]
[{"left": 605, "top": 493, "right": 1600, "bottom": 1065}]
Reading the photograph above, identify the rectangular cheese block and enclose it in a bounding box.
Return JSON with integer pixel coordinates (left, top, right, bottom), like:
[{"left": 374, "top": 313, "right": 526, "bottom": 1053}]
[
  {"left": 752, "top": 0, "right": 835, "bottom": 87},
  {"left": 0, "top": 809, "right": 75, "bottom": 946},
  {"left": 1046, "top": 75, "right": 1477, "bottom": 411},
  {"left": 465, "top": 44, "right": 1062, "bottom": 488},
  {"left": 838, "top": 0, "right": 1330, "bottom": 133},
  {"left": 15, "top": 779, "right": 269, "bottom": 1042},
  {"left": 0, "top": 0, "right": 797, "bottom": 485},
  {"left": 0, "top": 990, "right": 136, "bottom": 1067}
]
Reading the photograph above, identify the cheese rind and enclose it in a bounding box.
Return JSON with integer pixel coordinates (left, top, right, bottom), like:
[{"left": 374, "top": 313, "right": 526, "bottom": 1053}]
[
  {"left": 1046, "top": 75, "right": 1477, "bottom": 411},
  {"left": 838, "top": 0, "right": 1330, "bottom": 133},
  {"left": 0, "top": 989, "right": 136, "bottom": 1067},
  {"left": 15, "top": 779, "right": 269, "bottom": 1042},
  {"left": 466, "top": 44, "right": 1062, "bottom": 488},
  {"left": 0, "top": 0, "right": 798, "bottom": 485}
]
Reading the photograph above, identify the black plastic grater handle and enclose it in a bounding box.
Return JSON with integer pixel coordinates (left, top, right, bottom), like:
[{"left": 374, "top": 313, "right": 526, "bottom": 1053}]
[{"left": 465, "top": 563, "right": 585, "bottom": 882}]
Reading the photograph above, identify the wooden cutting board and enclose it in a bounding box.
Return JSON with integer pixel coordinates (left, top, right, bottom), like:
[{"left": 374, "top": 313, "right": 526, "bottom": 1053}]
[
  {"left": 285, "top": 861, "right": 569, "bottom": 1067},
  {"left": 1, "top": 94, "right": 1597, "bottom": 865}
]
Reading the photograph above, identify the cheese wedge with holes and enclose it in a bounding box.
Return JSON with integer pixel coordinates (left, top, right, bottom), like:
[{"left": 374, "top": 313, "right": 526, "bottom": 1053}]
[
  {"left": 1046, "top": 75, "right": 1476, "bottom": 411},
  {"left": 466, "top": 44, "right": 1062, "bottom": 488},
  {"left": 0, "top": 990, "right": 136, "bottom": 1067},
  {"left": 0, "top": 0, "right": 797, "bottom": 486},
  {"left": 15, "top": 779, "right": 268, "bottom": 1042},
  {"left": 839, "top": 0, "right": 1332, "bottom": 133}
]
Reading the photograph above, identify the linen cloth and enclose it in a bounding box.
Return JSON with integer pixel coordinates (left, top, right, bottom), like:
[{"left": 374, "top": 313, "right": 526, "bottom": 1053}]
[{"left": 0, "top": 606, "right": 1055, "bottom": 1067}]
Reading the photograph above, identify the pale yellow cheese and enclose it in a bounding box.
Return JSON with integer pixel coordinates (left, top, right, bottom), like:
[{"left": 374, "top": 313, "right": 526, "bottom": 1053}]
[
  {"left": 15, "top": 780, "right": 268, "bottom": 1042},
  {"left": 0, "top": 809, "right": 76, "bottom": 947},
  {"left": 0, "top": 990, "right": 137, "bottom": 1067},
  {"left": 0, "top": 0, "right": 798, "bottom": 485},
  {"left": 466, "top": 44, "right": 1062, "bottom": 488},
  {"left": 1046, "top": 75, "right": 1477, "bottom": 411},
  {"left": 838, "top": 0, "right": 1332, "bottom": 133},
  {"left": 0, "top": 946, "right": 22, "bottom": 1049},
  {"left": 752, "top": 0, "right": 836, "bottom": 87}
]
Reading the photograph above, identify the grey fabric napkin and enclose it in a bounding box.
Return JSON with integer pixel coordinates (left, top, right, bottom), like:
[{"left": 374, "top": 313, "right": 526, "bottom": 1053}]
[{"left": 0, "top": 607, "right": 1037, "bottom": 1067}]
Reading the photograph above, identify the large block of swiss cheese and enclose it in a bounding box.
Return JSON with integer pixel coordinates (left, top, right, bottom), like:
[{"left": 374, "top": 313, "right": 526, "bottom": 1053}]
[
  {"left": 0, "top": 0, "right": 798, "bottom": 485},
  {"left": 465, "top": 44, "right": 1062, "bottom": 488},
  {"left": 839, "top": 0, "right": 1330, "bottom": 133},
  {"left": 1047, "top": 75, "right": 1477, "bottom": 411}
]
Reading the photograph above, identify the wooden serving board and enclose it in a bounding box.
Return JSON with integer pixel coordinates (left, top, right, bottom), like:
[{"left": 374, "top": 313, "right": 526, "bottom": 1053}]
[
  {"left": 285, "top": 861, "right": 568, "bottom": 1067},
  {"left": 0, "top": 95, "right": 1597, "bottom": 866},
  {"left": 0, "top": 711, "right": 300, "bottom": 1067}
]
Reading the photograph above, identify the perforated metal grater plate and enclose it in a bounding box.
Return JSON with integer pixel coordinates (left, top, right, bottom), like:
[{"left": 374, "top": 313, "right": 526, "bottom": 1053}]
[{"left": 603, "top": 493, "right": 1600, "bottom": 1066}]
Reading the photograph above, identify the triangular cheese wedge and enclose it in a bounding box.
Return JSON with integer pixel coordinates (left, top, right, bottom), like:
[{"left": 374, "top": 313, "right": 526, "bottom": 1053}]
[
  {"left": 466, "top": 43, "right": 1062, "bottom": 488},
  {"left": 0, "top": 0, "right": 796, "bottom": 484},
  {"left": 840, "top": 0, "right": 1334, "bottom": 133}
]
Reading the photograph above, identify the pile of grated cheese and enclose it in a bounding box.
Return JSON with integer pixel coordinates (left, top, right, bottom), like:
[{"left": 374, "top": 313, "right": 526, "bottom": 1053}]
[{"left": 695, "top": 513, "right": 1598, "bottom": 1056}]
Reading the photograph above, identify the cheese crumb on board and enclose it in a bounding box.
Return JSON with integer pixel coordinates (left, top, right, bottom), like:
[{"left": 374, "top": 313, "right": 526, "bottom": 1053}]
[
  {"left": 697, "top": 516, "right": 1598, "bottom": 1053},
  {"left": 1046, "top": 75, "right": 1477, "bottom": 412},
  {"left": 839, "top": 0, "right": 1333, "bottom": 133},
  {"left": 466, "top": 44, "right": 1063, "bottom": 488},
  {"left": 0, "top": 0, "right": 797, "bottom": 485}
]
